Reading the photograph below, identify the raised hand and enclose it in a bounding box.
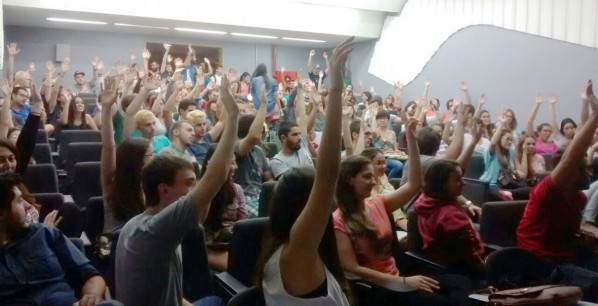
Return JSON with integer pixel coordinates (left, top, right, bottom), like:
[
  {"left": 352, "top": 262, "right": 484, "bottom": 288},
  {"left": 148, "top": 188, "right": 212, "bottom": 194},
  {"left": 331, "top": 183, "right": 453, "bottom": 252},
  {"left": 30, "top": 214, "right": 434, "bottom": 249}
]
[
  {"left": 424, "top": 79, "right": 431, "bottom": 87},
  {"left": 96, "top": 60, "right": 104, "bottom": 71},
  {"left": 280, "top": 65, "right": 286, "bottom": 73},
  {"left": 548, "top": 94, "right": 557, "bottom": 104},
  {"left": 28, "top": 62, "right": 35, "bottom": 72},
  {"left": 342, "top": 105, "right": 354, "bottom": 119},
  {"left": 130, "top": 54, "right": 136, "bottom": 63},
  {"left": 358, "top": 80, "right": 364, "bottom": 88},
  {"left": 143, "top": 75, "right": 160, "bottom": 91},
  {"left": 46, "top": 60, "right": 55, "bottom": 72},
  {"left": 587, "top": 80, "right": 598, "bottom": 112},
  {"left": 478, "top": 94, "right": 486, "bottom": 104},
  {"left": 219, "top": 74, "right": 239, "bottom": 115},
  {"left": 535, "top": 93, "right": 543, "bottom": 104},
  {"left": 99, "top": 76, "right": 119, "bottom": 106},
  {"left": 498, "top": 109, "right": 508, "bottom": 125},
  {"left": 163, "top": 43, "right": 171, "bottom": 50},
  {"left": 187, "top": 44, "right": 194, "bottom": 54},
  {"left": 0, "top": 78, "right": 12, "bottom": 97},
  {"left": 167, "top": 54, "right": 173, "bottom": 63},
  {"left": 319, "top": 71, "right": 324, "bottom": 78},
  {"left": 30, "top": 83, "right": 42, "bottom": 105},
  {"left": 322, "top": 51, "right": 328, "bottom": 59},
  {"left": 7, "top": 42, "right": 20, "bottom": 56},
  {"left": 309, "top": 49, "right": 316, "bottom": 57},
  {"left": 91, "top": 56, "right": 101, "bottom": 69},
  {"left": 43, "top": 210, "right": 62, "bottom": 227},
  {"left": 460, "top": 81, "right": 468, "bottom": 91},
  {"left": 142, "top": 49, "right": 151, "bottom": 60},
  {"left": 204, "top": 57, "right": 210, "bottom": 64},
  {"left": 456, "top": 103, "right": 468, "bottom": 127},
  {"left": 393, "top": 81, "right": 403, "bottom": 90},
  {"left": 113, "top": 60, "right": 126, "bottom": 75},
  {"left": 260, "top": 84, "right": 267, "bottom": 105},
  {"left": 406, "top": 117, "right": 419, "bottom": 134}
]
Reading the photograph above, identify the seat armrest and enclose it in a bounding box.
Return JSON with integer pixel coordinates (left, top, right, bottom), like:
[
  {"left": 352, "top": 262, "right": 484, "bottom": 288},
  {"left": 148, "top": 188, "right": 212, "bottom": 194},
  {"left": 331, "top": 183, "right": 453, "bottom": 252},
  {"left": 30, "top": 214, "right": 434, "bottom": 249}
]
[
  {"left": 404, "top": 251, "right": 445, "bottom": 271},
  {"left": 483, "top": 243, "right": 503, "bottom": 254},
  {"left": 215, "top": 272, "right": 248, "bottom": 300}
]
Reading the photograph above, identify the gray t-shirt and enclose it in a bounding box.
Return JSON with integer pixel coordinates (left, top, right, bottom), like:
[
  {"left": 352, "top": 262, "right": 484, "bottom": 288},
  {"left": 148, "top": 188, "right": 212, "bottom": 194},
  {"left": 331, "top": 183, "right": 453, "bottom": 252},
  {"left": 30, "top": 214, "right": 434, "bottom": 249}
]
[
  {"left": 102, "top": 198, "right": 124, "bottom": 234},
  {"left": 115, "top": 195, "right": 198, "bottom": 306},
  {"left": 234, "top": 142, "right": 271, "bottom": 197},
  {"left": 159, "top": 145, "right": 197, "bottom": 164},
  {"left": 270, "top": 136, "right": 314, "bottom": 179}
]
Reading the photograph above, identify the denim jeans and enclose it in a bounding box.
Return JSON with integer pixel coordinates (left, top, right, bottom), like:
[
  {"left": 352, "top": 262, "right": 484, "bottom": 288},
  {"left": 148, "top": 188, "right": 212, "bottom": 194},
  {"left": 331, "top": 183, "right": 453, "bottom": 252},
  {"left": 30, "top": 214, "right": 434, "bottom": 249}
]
[
  {"left": 385, "top": 158, "right": 404, "bottom": 179},
  {"left": 193, "top": 295, "right": 224, "bottom": 306}
]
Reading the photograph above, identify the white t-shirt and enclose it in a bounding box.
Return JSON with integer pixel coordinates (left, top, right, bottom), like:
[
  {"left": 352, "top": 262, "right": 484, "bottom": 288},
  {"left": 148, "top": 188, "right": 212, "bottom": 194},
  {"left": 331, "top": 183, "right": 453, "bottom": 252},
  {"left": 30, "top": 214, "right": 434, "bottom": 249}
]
[
  {"left": 270, "top": 136, "right": 314, "bottom": 179},
  {"left": 262, "top": 246, "right": 350, "bottom": 306}
]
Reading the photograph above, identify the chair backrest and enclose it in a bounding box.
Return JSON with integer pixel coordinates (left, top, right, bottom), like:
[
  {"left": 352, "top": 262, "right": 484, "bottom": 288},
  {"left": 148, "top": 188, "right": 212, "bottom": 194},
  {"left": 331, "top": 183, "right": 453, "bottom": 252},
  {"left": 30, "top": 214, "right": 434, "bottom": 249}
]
[
  {"left": 66, "top": 142, "right": 103, "bottom": 181},
  {"left": 479, "top": 201, "right": 528, "bottom": 247},
  {"left": 464, "top": 154, "right": 485, "bottom": 179},
  {"left": 107, "top": 231, "right": 121, "bottom": 298},
  {"left": 258, "top": 181, "right": 277, "bottom": 217},
  {"left": 228, "top": 218, "right": 270, "bottom": 287},
  {"left": 24, "top": 164, "right": 59, "bottom": 193},
  {"left": 388, "top": 178, "right": 401, "bottom": 190},
  {"left": 228, "top": 286, "right": 265, "bottom": 306},
  {"left": 72, "top": 161, "right": 102, "bottom": 208},
  {"left": 462, "top": 178, "right": 489, "bottom": 206},
  {"left": 33, "top": 193, "right": 82, "bottom": 238},
  {"left": 182, "top": 226, "right": 214, "bottom": 301},
  {"left": 397, "top": 130, "right": 407, "bottom": 149},
  {"left": 542, "top": 153, "right": 555, "bottom": 171},
  {"left": 36, "top": 129, "right": 49, "bottom": 144},
  {"left": 264, "top": 142, "right": 278, "bottom": 159},
  {"left": 33, "top": 143, "right": 53, "bottom": 164},
  {"left": 58, "top": 130, "right": 102, "bottom": 164},
  {"left": 85, "top": 196, "right": 105, "bottom": 245},
  {"left": 407, "top": 211, "right": 424, "bottom": 253}
]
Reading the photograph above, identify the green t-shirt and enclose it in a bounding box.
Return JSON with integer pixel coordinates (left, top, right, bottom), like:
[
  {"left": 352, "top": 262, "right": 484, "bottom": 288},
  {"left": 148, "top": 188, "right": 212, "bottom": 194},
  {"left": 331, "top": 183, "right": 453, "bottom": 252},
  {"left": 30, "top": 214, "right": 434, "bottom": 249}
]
[
  {"left": 129, "top": 130, "right": 172, "bottom": 154},
  {"left": 113, "top": 112, "right": 125, "bottom": 145}
]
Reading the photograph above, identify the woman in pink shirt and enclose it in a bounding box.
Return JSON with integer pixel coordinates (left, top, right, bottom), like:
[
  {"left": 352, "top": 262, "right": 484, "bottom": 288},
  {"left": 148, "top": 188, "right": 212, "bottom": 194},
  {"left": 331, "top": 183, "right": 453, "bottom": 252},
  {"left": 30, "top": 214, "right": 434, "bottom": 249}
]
[{"left": 527, "top": 93, "right": 558, "bottom": 154}]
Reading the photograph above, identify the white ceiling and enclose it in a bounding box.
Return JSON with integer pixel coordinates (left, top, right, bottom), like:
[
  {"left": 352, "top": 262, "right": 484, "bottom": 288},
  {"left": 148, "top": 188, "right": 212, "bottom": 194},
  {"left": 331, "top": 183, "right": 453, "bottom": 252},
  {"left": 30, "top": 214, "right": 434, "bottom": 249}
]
[{"left": 3, "top": 0, "right": 407, "bottom": 48}]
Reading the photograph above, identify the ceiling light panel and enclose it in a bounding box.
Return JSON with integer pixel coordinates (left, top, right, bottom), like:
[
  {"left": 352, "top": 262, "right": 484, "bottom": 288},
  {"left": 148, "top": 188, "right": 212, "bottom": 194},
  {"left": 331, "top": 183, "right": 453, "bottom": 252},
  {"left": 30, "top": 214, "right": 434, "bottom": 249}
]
[
  {"left": 115, "top": 23, "right": 169, "bottom": 30},
  {"left": 175, "top": 28, "right": 226, "bottom": 35},
  {"left": 47, "top": 18, "right": 107, "bottom": 25},
  {"left": 231, "top": 32, "right": 277, "bottom": 39}
]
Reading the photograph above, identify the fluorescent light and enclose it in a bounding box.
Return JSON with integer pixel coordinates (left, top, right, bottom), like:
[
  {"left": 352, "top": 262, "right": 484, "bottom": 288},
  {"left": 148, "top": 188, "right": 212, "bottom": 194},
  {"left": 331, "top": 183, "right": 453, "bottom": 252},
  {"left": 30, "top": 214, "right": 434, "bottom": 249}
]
[
  {"left": 47, "top": 18, "right": 107, "bottom": 25},
  {"left": 175, "top": 28, "right": 226, "bottom": 35},
  {"left": 282, "top": 37, "right": 326, "bottom": 43},
  {"left": 231, "top": 32, "right": 277, "bottom": 39},
  {"left": 115, "top": 23, "right": 169, "bottom": 30}
]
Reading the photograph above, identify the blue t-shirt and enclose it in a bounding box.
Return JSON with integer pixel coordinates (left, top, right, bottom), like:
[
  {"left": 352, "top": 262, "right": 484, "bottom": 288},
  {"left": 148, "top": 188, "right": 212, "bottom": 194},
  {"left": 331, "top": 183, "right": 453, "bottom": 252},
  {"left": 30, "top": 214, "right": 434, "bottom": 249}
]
[
  {"left": 188, "top": 133, "right": 213, "bottom": 164},
  {"left": 129, "top": 130, "right": 172, "bottom": 154},
  {"left": 479, "top": 146, "right": 515, "bottom": 185},
  {"left": 11, "top": 104, "right": 32, "bottom": 128}
]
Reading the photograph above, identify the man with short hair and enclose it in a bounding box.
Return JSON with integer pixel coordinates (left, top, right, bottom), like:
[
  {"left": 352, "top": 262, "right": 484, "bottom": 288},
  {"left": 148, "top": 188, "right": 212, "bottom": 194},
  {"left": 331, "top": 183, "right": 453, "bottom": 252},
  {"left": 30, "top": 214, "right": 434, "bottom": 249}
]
[
  {"left": 178, "top": 99, "right": 197, "bottom": 122},
  {"left": 131, "top": 110, "right": 171, "bottom": 154},
  {"left": 10, "top": 87, "right": 31, "bottom": 128},
  {"left": 270, "top": 120, "right": 314, "bottom": 179},
  {"left": 307, "top": 50, "right": 330, "bottom": 89},
  {"left": 159, "top": 120, "right": 197, "bottom": 163},
  {"left": 115, "top": 77, "right": 239, "bottom": 306},
  {"left": 186, "top": 109, "right": 224, "bottom": 164},
  {"left": 0, "top": 173, "right": 120, "bottom": 306},
  {"left": 73, "top": 57, "right": 101, "bottom": 94}
]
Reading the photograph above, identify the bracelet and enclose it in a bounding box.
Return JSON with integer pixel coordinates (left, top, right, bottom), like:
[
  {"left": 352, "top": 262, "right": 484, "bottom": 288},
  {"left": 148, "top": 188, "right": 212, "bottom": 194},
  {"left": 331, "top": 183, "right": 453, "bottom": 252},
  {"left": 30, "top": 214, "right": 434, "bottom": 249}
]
[{"left": 465, "top": 200, "right": 473, "bottom": 206}]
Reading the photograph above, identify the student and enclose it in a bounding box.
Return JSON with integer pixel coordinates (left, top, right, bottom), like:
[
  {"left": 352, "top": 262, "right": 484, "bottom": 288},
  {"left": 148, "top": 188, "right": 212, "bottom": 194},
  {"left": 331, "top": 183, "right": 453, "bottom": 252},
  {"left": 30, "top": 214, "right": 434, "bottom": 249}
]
[
  {"left": 307, "top": 49, "right": 330, "bottom": 88},
  {"left": 527, "top": 94, "right": 558, "bottom": 154},
  {"left": 115, "top": 75, "right": 239, "bottom": 306},
  {"left": 9, "top": 87, "right": 31, "bottom": 129},
  {"left": 517, "top": 81, "right": 598, "bottom": 301},
  {"left": 270, "top": 121, "right": 314, "bottom": 179},
  {"left": 256, "top": 37, "right": 354, "bottom": 305},
  {"left": 59, "top": 95, "right": 98, "bottom": 130},
  {"left": 0, "top": 173, "right": 121, "bottom": 306},
  {"left": 159, "top": 120, "right": 197, "bottom": 164},
  {"left": 72, "top": 57, "right": 101, "bottom": 94},
  {"left": 186, "top": 109, "right": 224, "bottom": 164},
  {"left": 514, "top": 135, "right": 545, "bottom": 184}
]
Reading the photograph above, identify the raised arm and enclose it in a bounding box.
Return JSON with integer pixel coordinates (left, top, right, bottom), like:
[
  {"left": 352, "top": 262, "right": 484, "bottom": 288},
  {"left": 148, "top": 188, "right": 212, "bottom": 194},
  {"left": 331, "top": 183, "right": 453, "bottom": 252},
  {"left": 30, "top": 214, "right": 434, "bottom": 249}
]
[
  {"left": 16, "top": 83, "right": 42, "bottom": 175},
  {"left": 160, "top": 44, "right": 170, "bottom": 74},
  {"left": 527, "top": 94, "right": 543, "bottom": 137},
  {"left": 191, "top": 75, "right": 239, "bottom": 222},
  {"left": 6, "top": 43, "right": 19, "bottom": 86},
  {"left": 123, "top": 76, "right": 159, "bottom": 137},
  {"left": 282, "top": 37, "right": 354, "bottom": 294},
  {"left": 457, "top": 120, "right": 482, "bottom": 169},
  {"left": 422, "top": 79, "right": 431, "bottom": 105},
  {"left": 461, "top": 81, "right": 472, "bottom": 105},
  {"left": 296, "top": 79, "right": 309, "bottom": 137},
  {"left": 323, "top": 51, "right": 330, "bottom": 74},
  {"left": 99, "top": 77, "right": 118, "bottom": 196},
  {"left": 393, "top": 81, "right": 403, "bottom": 113},
  {"left": 342, "top": 105, "right": 354, "bottom": 156},
  {"left": 142, "top": 49, "right": 151, "bottom": 73},
  {"left": 549, "top": 94, "right": 559, "bottom": 138},
  {"left": 237, "top": 86, "right": 267, "bottom": 156},
  {"left": 489, "top": 112, "right": 507, "bottom": 155},
  {"left": 183, "top": 45, "right": 193, "bottom": 66},
  {"left": 474, "top": 94, "right": 485, "bottom": 119},
  {"left": 0, "top": 79, "right": 12, "bottom": 138},
  {"left": 383, "top": 115, "right": 421, "bottom": 212},
  {"left": 59, "top": 92, "right": 72, "bottom": 126},
  {"left": 552, "top": 81, "right": 598, "bottom": 188},
  {"left": 89, "top": 57, "right": 101, "bottom": 87},
  {"left": 442, "top": 101, "right": 466, "bottom": 160},
  {"left": 307, "top": 49, "right": 315, "bottom": 72},
  {"left": 581, "top": 90, "right": 590, "bottom": 125}
]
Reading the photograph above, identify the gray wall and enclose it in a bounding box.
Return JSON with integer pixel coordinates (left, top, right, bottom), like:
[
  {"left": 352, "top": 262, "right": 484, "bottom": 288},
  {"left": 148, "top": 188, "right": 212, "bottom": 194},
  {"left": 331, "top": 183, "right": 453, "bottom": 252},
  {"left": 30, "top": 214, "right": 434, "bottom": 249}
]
[
  {"left": 4, "top": 25, "right": 328, "bottom": 84},
  {"left": 349, "top": 25, "right": 598, "bottom": 124}
]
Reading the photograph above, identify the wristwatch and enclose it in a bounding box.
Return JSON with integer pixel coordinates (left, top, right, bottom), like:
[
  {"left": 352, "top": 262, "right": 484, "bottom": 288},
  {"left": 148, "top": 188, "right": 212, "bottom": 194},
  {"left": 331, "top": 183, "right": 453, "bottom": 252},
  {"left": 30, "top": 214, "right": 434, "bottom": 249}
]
[{"left": 465, "top": 200, "right": 473, "bottom": 206}]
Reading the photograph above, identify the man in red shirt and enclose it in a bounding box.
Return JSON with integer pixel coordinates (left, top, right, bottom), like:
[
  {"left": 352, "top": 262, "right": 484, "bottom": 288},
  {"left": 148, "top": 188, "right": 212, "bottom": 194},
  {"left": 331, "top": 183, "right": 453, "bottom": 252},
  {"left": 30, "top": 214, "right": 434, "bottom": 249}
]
[{"left": 517, "top": 81, "right": 598, "bottom": 301}]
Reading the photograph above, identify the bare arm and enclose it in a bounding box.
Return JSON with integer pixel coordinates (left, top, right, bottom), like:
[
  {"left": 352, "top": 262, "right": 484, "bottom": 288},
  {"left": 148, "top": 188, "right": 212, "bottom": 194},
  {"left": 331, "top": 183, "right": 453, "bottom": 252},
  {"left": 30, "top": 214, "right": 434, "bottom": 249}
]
[
  {"left": 552, "top": 81, "right": 598, "bottom": 189},
  {"left": 160, "top": 45, "right": 171, "bottom": 74},
  {"left": 89, "top": 57, "right": 100, "bottom": 87},
  {"left": 458, "top": 121, "right": 482, "bottom": 169},
  {"left": 461, "top": 81, "right": 472, "bottom": 105},
  {"left": 280, "top": 38, "right": 353, "bottom": 296},
  {"left": 78, "top": 275, "right": 106, "bottom": 305},
  {"left": 306, "top": 98, "right": 319, "bottom": 132},
  {"left": 142, "top": 49, "right": 151, "bottom": 73},
  {"left": 474, "top": 94, "right": 485, "bottom": 119},
  {"left": 582, "top": 90, "right": 590, "bottom": 125},
  {"left": 516, "top": 150, "right": 528, "bottom": 179},
  {"left": 296, "top": 81, "right": 309, "bottom": 136},
  {"left": 422, "top": 79, "right": 431, "bottom": 105},
  {"left": 123, "top": 77, "right": 158, "bottom": 137},
  {"left": 99, "top": 77, "right": 118, "bottom": 197},
  {"left": 183, "top": 45, "right": 193, "bottom": 66},
  {"left": 442, "top": 102, "right": 466, "bottom": 160},
  {"left": 527, "top": 94, "right": 543, "bottom": 137},
  {"left": 442, "top": 117, "right": 453, "bottom": 145},
  {"left": 192, "top": 75, "right": 239, "bottom": 222},
  {"left": 549, "top": 95, "right": 559, "bottom": 138},
  {"left": 85, "top": 114, "right": 99, "bottom": 130},
  {"left": 307, "top": 49, "right": 315, "bottom": 72},
  {"left": 59, "top": 92, "right": 71, "bottom": 125},
  {"left": 490, "top": 114, "right": 507, "bottom": 155},
  {"left": 6, "top": 43, "right": 19, "bottom": 86},
  {"left": 323, "top": 52, "right": 330, "bottom": 74},
  {"left": 237, "top": 87, "right": 267, "bottom": 156},
  {"left": 0, "top": 79, "right": 12, "bottom": 138},
  {"left": 342, "top": 107, "right": 354, "bottom": 156}
]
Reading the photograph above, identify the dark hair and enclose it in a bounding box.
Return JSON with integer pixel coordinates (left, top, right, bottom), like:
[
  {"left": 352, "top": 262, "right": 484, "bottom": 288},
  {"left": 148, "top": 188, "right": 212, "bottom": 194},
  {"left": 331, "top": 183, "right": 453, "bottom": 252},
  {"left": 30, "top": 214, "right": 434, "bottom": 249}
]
[
  {"left": 446, "top": 99, "right": 454, "bottom": 110},
  {"left": 423, "top": 160, "right": 460, "bottom": 200},
  {"left": 360, "top": 147, "right": 383, "bottom": 161},
  {"left": 536, "top": 123, "right": 551, "bottom": 134},
  {"left": 560, "top": 118, "right": 577, "bottom": 137},
  {"left": 201, "top": 146, "right": 236, "bottom": 232},
  {"left": 169, "top": 120, "right": 191, "bottom": 139},
  {"left": 11, "top": 87, "right": 27, "bottom": 96},
  {"left": 251, "top": 64, "right": 269, "bottom": 87},
  {"left": 480, "top": 110, "right": 494, "bottom": 138},
  {"left": 336, "top": 155, "right": 378, "bottom": 237},
  {"left": 375, "top": 110, "right": 390, "bottom": 120},
  {"left": 463, "top": 104, "right": 475, "bottom": 116},
  {"left": 350, "top": 120, "right": 361, "bottom": 136},
  {"left": 505, "top": 109, "right": 518, "bottom": 131},
  {"left": 405, "top": 101, "right": 417, "bottom": 114},
  {"left": 0, "top": 138, "right": 20, "bottom": 173},
  {"left": 362, "top": 91, "right": 372, "bottom": 102},
  {"left": 516, "top": 135, "right": 537, "bottom": 178},
  {"left": 417, "top": 127, "right": 442, "bottom": 156},
  {"left": 141, "top": 155, "right": 195, "bottom": 207},
  {"left": 178, "top": 99, "right": 197, "bottom": 114},
  {"left": 68, "top": 96, "right": 88, "bottom": 127},
  {"left": 371, "top": 95, "right": 383, "bottom": 106},
  {"left": 256, "top": 167, "right": 352, "bottom": 301},
  {"left": 0, "top": 172, "right": 21, "bottom": 211},
  {"left": 238, "top": 115, "right": 255, "bottom": 139},
  {"left": 107, "top": 137, "right": 150, "bottom": 221},
  {"left": 277, "top": 121, "right": 299, "bottom": 141}
]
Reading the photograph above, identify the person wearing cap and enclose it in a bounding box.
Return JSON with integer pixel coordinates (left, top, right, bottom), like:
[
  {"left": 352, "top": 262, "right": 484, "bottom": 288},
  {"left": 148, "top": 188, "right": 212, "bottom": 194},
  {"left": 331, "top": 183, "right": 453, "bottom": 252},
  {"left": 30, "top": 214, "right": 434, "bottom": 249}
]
[
  {"left": 307, "top": 49, "right": 330, "bottom": 89},
  {"left": 73, "top": 57, "right": 101, "bottom": 94}
]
